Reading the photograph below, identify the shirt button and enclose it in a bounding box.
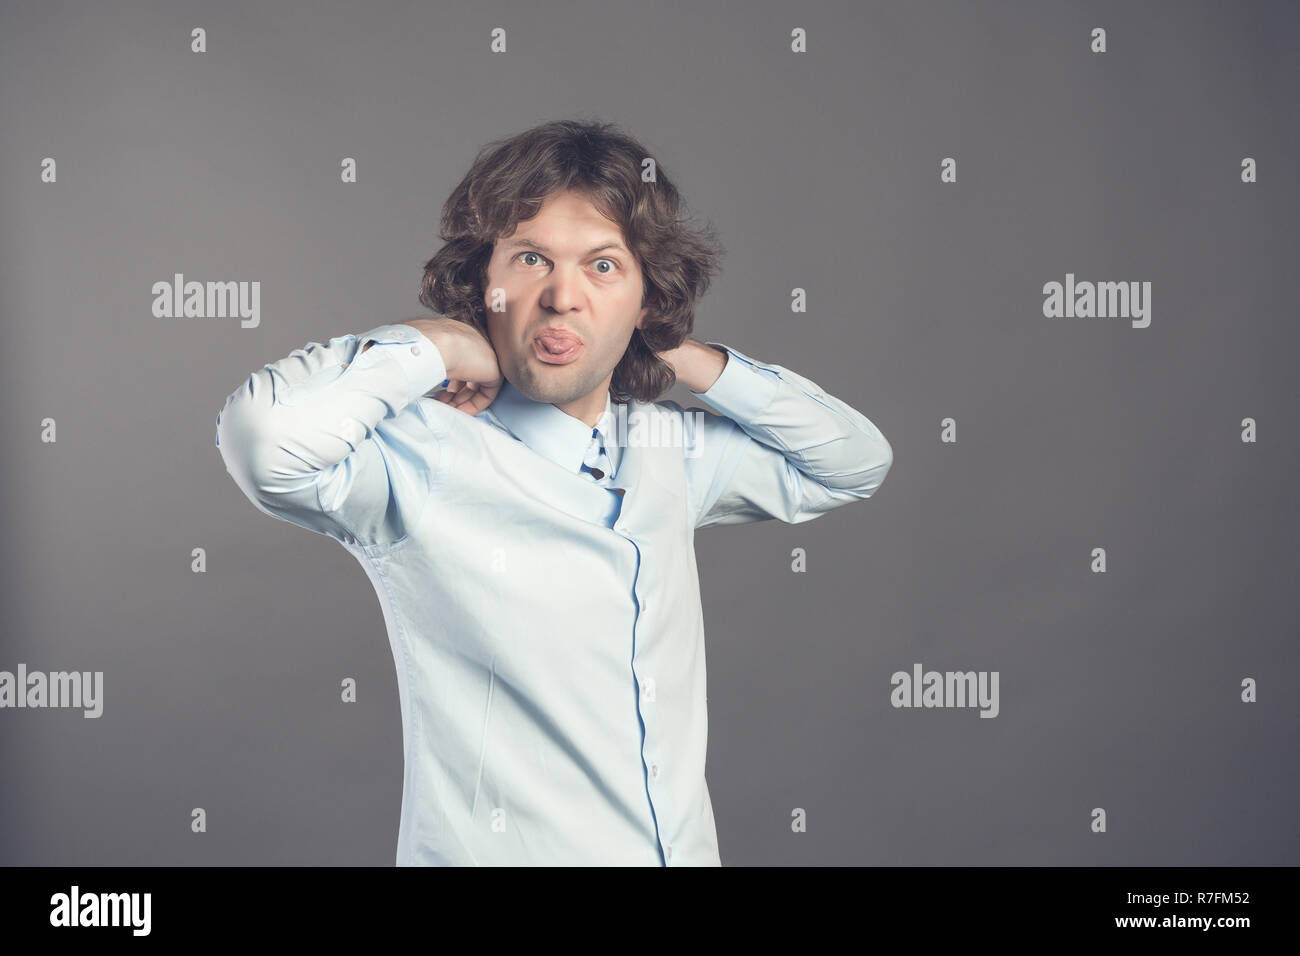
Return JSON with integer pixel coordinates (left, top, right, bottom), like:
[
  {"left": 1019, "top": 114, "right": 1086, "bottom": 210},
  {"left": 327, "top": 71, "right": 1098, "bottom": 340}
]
[
  {"left": 410, "top": 345, "right": 421, "bottom": 355},
  {"left": 650, "top": 763, "right": 659, "bottom": 777}
]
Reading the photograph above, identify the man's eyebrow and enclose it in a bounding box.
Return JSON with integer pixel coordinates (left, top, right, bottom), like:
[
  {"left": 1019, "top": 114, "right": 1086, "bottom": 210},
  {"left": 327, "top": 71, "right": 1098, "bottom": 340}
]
[{"left": 504, "top": 238, "right": 629, "bottom": 257}]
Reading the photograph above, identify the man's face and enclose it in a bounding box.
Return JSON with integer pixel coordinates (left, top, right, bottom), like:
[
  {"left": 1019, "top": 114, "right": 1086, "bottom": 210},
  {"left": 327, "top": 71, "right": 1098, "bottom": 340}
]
[{"left": 482, "top": 189, "right": 649, "bottom": 408}]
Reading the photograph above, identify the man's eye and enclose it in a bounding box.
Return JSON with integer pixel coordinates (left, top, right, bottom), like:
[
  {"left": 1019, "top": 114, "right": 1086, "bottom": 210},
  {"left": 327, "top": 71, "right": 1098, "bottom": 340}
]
[
  {"left": 518, "top": 252, "right": 544, "bottom": 266},
  {"left": 593, "top": 258, "right": 617, "bottom": 274}
]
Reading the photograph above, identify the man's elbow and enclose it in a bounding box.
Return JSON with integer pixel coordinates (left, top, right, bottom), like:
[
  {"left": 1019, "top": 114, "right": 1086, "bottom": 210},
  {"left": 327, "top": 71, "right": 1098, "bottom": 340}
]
[
  {"left": 215, "top": 387, "right": 292, "bottom": 504},
  {"left": 869, "top": 439, "right": 893, "bottom": 495},
  {"left": 845, "top": 435, "right": 893, "bottom": 502},
  {"left": 788, "top": 441, "right": 892, "bottom": 524}
]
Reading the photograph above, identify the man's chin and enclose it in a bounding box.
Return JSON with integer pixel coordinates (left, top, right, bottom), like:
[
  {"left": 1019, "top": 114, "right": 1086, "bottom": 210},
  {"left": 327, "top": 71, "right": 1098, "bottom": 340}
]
[
  {"left": 509, "top": 368, "right": 575, "bottom": 404},
  {"left": 510, "top": 362, "right": 599, "bottom": 405}
]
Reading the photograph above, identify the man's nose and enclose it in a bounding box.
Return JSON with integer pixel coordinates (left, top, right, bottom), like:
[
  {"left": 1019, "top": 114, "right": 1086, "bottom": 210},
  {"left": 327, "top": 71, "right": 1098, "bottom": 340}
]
[{"left": 539, "top": 264, "right": 583, "bottom": 312}]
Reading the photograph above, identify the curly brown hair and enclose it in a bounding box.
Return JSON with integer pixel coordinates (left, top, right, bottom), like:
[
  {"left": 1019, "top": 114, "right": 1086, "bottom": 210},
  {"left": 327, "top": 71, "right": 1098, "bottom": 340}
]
[{"left": 418, "top": 118, "right": 725, "bottom": 403}]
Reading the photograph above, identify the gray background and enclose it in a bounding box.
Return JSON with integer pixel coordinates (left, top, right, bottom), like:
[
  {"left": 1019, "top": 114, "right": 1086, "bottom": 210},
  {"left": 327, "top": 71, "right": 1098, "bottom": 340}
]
[{"left": 2, "top": 0, "right": 1297, "bottom": 865}]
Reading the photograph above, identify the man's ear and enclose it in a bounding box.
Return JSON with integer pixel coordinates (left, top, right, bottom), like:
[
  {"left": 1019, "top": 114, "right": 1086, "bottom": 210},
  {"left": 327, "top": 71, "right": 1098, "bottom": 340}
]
[{"left": 635, "top": 305, "right": 649, "bottom": 331}]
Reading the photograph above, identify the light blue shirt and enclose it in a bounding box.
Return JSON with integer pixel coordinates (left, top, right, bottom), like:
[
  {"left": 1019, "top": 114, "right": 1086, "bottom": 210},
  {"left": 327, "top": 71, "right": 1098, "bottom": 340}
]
[{"left": 214, "top": 322, "right": 892, "bottom": 866}]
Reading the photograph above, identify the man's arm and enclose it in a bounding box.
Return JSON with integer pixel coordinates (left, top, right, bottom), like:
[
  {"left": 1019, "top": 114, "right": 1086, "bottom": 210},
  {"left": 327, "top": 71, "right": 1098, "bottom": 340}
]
[
  {"left": 214, "top": 321, "right": 455, "bottom": 549},
  {"left": 661, "top": 339, "right": 893, "bottom": 529}
]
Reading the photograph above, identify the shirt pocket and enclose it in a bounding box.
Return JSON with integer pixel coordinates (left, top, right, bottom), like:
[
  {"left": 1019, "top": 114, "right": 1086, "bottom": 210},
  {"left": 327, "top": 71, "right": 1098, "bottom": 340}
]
[{"left": 639, "top": 447, "right": 688, "bottom": 500}]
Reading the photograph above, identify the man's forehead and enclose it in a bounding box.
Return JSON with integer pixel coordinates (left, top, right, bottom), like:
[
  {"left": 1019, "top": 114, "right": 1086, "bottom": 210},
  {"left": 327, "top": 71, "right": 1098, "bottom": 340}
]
[{"left": 499, "top": 192, "right": 629, "bottom": 251}]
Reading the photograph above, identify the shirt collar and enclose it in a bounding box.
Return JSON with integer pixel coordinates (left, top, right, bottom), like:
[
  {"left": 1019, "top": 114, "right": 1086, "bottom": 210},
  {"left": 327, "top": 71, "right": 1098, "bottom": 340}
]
[{"left": 488, "top": 379, "right": 620, "bottom": 476}]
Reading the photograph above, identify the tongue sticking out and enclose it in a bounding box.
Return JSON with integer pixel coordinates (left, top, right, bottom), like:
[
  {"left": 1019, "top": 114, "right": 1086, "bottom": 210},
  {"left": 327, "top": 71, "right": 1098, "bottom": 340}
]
[{"left": 536, "top": 332, "right": 580, "bottom": 354}]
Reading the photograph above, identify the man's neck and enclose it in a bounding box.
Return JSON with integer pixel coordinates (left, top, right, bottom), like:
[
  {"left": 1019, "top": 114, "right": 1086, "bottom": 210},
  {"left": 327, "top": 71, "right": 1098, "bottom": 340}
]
[{"left": 553, "top": 383, "right": 612, "bottom": 429}]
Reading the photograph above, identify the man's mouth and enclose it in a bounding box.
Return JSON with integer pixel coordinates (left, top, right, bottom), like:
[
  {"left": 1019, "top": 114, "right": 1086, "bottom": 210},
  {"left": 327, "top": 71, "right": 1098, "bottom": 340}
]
[{"left": 532, "top": 329, "right": 583, "bottom": 365}]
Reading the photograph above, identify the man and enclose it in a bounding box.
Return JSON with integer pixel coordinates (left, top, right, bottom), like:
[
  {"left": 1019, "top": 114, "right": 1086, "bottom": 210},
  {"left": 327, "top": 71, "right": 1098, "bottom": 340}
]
[{"left": 215, "top": 119, "right": 893, "bottom": 866}]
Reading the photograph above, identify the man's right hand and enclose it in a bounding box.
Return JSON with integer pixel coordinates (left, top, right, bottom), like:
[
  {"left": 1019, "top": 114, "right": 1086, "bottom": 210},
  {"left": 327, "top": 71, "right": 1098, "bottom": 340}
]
[{"left": 389, "top": 317, "right": 503, "bottom": 415}]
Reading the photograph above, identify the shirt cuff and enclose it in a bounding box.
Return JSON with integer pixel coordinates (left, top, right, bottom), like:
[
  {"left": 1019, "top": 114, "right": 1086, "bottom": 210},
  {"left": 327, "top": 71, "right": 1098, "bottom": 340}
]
[
  {"left": 687, "top": 341, "right": 781, "bottom": 420},
  {"left": 354, "top": 323, "right": 450, "bottom": 404}
]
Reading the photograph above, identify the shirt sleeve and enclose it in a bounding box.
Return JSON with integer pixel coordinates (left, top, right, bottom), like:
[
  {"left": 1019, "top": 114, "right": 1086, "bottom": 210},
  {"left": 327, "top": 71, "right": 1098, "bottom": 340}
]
[
  {"left": 214, "top": 322, "right": 450, "bottom": 549},
  {"left": 679, "top": 342, "right": 893, "bottom": 529}
]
